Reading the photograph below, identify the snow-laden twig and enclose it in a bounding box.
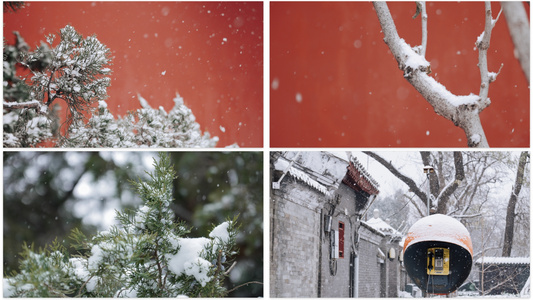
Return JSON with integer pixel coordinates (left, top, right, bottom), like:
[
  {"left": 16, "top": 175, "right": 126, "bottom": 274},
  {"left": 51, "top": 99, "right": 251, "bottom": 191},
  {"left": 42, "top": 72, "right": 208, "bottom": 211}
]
[
  {"left": 476, "top": 3, "right": 502, "bottom": 102},
  {"left": 416, "top": 1, "right": 428, "bottom": 58},
  {"left": 3, "top": 100, "right": 40, "bottom": 109},
  {"left": 502, "top": 2, "right": 530, "bottom": 82},
  {"left": 373, "top": 2, "right": 490, "bottom": 147}
]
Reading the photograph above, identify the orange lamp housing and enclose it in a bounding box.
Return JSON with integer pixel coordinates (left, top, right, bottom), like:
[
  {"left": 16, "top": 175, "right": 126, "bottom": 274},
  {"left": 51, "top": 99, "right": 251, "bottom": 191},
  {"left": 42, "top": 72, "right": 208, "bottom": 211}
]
[{"left": 403, "top": 214, "right": 473, "bottom": 295}]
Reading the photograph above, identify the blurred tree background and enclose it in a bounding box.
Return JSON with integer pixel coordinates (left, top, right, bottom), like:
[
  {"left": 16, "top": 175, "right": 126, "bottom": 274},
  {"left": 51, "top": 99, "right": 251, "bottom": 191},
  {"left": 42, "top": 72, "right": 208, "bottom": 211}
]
[{"left": 3, "top": 151, "right": 263, "bottom": 297}]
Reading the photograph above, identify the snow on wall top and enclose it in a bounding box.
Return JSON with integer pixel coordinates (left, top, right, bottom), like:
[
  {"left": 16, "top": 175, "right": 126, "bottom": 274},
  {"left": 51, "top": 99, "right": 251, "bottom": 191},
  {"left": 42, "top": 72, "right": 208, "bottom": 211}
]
[
  {"left": 364, "top": 213, "right": 401, "bottom": 237},
  {"left": 287, "top": 166, "right": 330, "bottom": 196},
  {"left": 403, "top": 214, "right": 473, "bottom": 256},
  {"left": 475, "top": 257, "right": 530, "bottom": 265}
]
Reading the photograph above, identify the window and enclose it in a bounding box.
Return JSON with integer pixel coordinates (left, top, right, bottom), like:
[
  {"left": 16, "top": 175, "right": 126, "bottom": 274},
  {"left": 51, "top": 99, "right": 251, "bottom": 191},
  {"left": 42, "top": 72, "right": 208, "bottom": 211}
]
[{"left": 338, "top": 221, "right": 345, "bottom": 258}]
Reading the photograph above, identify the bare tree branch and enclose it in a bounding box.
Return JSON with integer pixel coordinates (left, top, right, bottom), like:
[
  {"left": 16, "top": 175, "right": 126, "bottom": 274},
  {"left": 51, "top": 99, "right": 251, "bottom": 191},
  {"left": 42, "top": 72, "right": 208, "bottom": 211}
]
[
  {"left": 373, "top": 2, "right": 492, "bottom": 147},
  {"left": 404, "top": 193, "right": 426, "bottom": 218},
  {"left": 419, "top": 1, "right": 427, "bottom": 58},
  {"left": 476, "top": 3, "right": 502, "bottom": 102},
  {"left": 363, "top": 151, "right": 427, "bottom": 204},
  {"left": 502, "top": 2, "right": 530, "bottom": 82}
]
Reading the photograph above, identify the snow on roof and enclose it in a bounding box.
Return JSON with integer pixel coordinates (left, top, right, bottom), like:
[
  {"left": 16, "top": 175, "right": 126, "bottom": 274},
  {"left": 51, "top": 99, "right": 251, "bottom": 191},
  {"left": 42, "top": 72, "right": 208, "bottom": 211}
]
[
  {"left": 475, "top": 257, "right": 530, "bottom": 265},
  {"left": 287, "top": 166, "right": 330, "bottom": 196},
  {"left": 404, "top": 214, "right": 473, "bottom": 256},
  {"left": 364, "top": 216, "right": 401, "bottom": 237}
]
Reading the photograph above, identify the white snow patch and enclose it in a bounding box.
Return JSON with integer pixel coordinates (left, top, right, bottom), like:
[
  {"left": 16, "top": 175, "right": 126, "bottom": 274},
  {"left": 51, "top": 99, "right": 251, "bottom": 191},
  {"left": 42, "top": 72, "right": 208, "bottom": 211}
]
[
  {"left": 3, "top": 100, "right": 39, "bottom": 107},
  {"left": 70, "top": 257, "right": 98, "bottom": 292},
  {"left": 399, "top": 39, "right": 430, "bottom": 70},
  {"left": 98, "top": 100, "right": 108, "bottom": 108},
  {"left": 288, "top": 166, "right": 329, "bottom": 195},
  {"left": 424, "top": 75, "right": 480, "bottom": 107},
  {"left": 364, "top": 217, "right": 401, "bottom": 236},
  {"left": 488, "top": 71, "right": 498, "bottom": 82},
  {"left": 3, "top": 278, "right": 14, "bottom": 297},
  {"left": 166, "top": 237, "right": 213, "bottom": 286},
  {"left": 470, "top": 134, "right": 481, "bottom": 145},
  {"left": 274, "top": 157, "right": 290, "bottom": 171},
  {"left": 209, "top": 221, "right": 231, "bottom": 243},
  {"left": 88, "top": 244, "right": 105, "bottom": 271},
  {"left": 476, "top": 31, "right": 485, "bottom": 48},
  {"left": 475, "top": 256, "right": 530, "bottom": 265}
]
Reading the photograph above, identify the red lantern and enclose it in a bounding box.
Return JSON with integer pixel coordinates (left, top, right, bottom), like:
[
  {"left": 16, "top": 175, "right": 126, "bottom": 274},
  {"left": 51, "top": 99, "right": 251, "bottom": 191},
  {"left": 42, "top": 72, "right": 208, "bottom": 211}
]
[{"left": 403, "top": 214, "right": 473, "bottom": 295}]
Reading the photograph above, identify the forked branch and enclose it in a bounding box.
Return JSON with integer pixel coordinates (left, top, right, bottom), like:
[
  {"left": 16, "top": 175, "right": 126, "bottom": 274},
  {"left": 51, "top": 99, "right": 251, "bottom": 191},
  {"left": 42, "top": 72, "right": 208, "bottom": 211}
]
[{"left": 373, "top": 2, "right": 501, "bottom": 148}]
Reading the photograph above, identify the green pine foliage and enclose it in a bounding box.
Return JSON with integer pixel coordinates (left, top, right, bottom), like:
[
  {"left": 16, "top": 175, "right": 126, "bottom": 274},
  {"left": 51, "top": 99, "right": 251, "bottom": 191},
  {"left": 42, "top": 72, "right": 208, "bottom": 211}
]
[{"left": 4, "top": 153, "right": 239, "bottom": 297}]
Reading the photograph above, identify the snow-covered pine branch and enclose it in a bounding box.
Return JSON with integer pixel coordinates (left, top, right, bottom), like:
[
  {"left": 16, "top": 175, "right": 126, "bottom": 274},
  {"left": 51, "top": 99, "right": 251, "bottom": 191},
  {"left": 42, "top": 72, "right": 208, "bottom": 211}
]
[
  {"left": 30, "top": 25, "right": 112, "bottom": 125},
  {"left": 4, "top": 153, "right": 240, "bottom": 298},
  {"left": 65, "top": 94, "right": 219, "bottom": 148},
  {"left": 373, "top": 2, "right": 497, "bottom": 148}
]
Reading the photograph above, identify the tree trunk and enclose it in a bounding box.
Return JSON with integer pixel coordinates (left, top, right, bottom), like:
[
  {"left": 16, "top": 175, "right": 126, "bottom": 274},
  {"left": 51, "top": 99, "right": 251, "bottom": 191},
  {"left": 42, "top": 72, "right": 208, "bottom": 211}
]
[
  {"left": 435, "top": 152, "right": 465, "bottom": 214},
  {"left": 502, "top": 151, "right": 529, "bottom": 257}
]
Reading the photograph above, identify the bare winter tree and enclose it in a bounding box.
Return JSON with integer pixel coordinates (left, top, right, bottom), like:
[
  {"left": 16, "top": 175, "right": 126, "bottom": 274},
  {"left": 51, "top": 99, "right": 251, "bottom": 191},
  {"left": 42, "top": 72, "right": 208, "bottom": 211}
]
[
  {"left": 502, "top": 151, "right": 529, "bottom": 257},
  {"left": 373, "top": 2, "right": 506, "bottom": 148},
  {"left": 365, "top": 151, "right": 530, "bottom": 259},
  {"left": 364, "top": 151, "right": 465, "bottom": 216}
]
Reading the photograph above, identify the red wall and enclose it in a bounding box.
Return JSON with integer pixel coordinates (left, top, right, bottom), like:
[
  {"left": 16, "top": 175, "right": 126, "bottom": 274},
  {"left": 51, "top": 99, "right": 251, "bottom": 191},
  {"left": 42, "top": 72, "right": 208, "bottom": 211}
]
[
  {"left": 271, "top": 2, "right": 529, "bottom": 147},
  {"left": 4, "top": 2, "right": 263, "bottom": 147}
]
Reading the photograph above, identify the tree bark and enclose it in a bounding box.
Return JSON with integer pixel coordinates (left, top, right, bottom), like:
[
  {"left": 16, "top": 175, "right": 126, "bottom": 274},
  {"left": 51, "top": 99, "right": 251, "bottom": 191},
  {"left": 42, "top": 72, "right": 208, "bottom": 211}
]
[
  {"left": 435, "top": 152, "right": 465, "bottom": 214},
  {"left": 502, "top": 2, "right": 530, "bottom": 82},
  {"left": 502, "top": 151, "right": 528, "bottom": 257}
]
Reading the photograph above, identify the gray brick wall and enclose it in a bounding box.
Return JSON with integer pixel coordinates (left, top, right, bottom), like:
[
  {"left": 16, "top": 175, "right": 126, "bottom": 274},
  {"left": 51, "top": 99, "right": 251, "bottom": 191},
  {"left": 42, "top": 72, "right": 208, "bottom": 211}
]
[
  {"left": 358, "top": 225, "right": 384, "bottom": 297},
  {"left": 270, "top": 179, "right": 321, "bottom": 297}
]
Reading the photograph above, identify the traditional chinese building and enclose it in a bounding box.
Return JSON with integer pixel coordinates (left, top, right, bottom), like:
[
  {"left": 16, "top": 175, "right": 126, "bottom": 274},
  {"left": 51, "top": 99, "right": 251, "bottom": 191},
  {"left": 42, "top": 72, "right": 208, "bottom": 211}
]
[{"left": 270, "top": 151, "right": 404, "bottom": 297}]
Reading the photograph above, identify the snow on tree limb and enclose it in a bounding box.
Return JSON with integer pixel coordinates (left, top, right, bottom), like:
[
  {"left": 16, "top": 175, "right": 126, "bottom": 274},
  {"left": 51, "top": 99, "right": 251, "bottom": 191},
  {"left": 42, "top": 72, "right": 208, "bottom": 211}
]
[
  {"left": 413, "top": 1, "right": 428, "bottom": 58},
  {"left": 476, "top": 3, "right": 502, "bottom": 102},
  {"left": 3, "top": 100, "right": 40, "bottom": 109},
  {"left": 373, "top": 2, "right": 492, "bottom": 148},
  {"left": 363, "top": 151, "right": 428, "bottom": 204}
]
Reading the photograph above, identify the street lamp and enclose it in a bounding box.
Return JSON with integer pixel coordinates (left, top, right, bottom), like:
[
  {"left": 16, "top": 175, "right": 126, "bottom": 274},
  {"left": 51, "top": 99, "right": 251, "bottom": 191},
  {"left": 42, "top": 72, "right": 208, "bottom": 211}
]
[{"left": 423, "top": 166, "right": 435, "bottom": 215}]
